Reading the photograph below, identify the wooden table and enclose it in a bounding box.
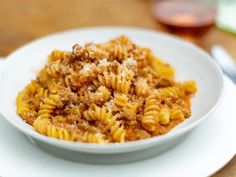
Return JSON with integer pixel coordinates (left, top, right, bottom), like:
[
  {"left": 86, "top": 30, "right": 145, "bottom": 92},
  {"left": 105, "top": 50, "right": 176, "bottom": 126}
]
[{"left": 0, "top": 0, "right": 235, "bottom": 176}]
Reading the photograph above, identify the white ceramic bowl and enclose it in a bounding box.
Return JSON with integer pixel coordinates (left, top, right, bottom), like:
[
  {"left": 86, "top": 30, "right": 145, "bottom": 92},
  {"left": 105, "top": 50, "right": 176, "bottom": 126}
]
[{"left": 0, "top": 27, "right": 224, "bottom": 164}]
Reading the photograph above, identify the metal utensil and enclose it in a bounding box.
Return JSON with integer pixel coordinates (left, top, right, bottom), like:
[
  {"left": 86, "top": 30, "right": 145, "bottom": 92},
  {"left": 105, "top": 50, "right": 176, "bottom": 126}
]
[{"left": 211, "top": 45, "right": 236, "bottom": 84}]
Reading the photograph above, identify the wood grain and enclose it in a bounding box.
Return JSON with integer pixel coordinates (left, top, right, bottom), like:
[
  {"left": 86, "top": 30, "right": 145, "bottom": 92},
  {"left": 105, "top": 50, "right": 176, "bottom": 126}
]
[{"left": 0, "top": 0, "right": 235, "bottom": 176}]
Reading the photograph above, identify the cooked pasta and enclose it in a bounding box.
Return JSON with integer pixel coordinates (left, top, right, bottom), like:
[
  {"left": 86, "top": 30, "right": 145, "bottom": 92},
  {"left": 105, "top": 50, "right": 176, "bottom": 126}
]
[
  {"left": 82, "top": 132, "right": 107, "bottom": 143},
  {"left": 38, "top": 94, "right": 63, "bottom": 118},
  {"left": 33, "top": 117, "right": 74, "bottom": 141},
  {"left": 135, "top": 77, "right": 151, "bottom": 96},
  {"left": 83, "top": 105, "right": 113, "bottom": 123},
  {"left": 97, "top": 71, "right": 131, "bottom": 94},
  {"left": 141, "top": 94, "right": 159, "bottom": 131},
  {"left": 16, "top": 35, "right": 197, "bottom": 143},
  {"left": 16, "top": 92, "right": 31, "bottom": 116}
]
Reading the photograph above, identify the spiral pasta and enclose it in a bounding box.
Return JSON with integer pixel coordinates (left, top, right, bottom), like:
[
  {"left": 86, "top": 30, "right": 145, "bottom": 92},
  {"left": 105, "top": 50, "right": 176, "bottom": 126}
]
[
  {"left": 47, "top": 124, "right": 75, "bottom": 141},
  {"left": 38, "top": 94, "right": 63, "bottom": 118},
  {"left": 25, "top": 81, "right": 39, "bottom": 95},
  {"left": 83, "top": 105, "right": 125, "bottom": 142},
  {"left": 16, "top": 91, "right": 31, "bottom": 116},
  {"left": 159, "top": 107, "right": 170, "bottom": 125},
  {"left": 35, "top": 87, "right": 49, "bottom": 100},
  {"left": 170, "top": 109, "right": 185, "bottom": 121},
  {"left": 46, "top": 61, "right": 61, "bottom": 78},
  {"left": 48, "top": 50, "right": 66, "bottom": 63},
  {"left": 151, "top": 58, "right": 175, "bottom": 78},
  {"left": 95, "top": 86, "right": 111, "bottom": 101},
  {"left": 135, "top": 77, "right": 151, "bottom": 96},
  {"left": 97, "top": 71, "right": 131, "bottom": 94},
  {"left": 156, "top": 87, "right": 184, "bottom": 100},
  {"left": 33, "top": 117, "right": 51, "bottom": 135},
  {"left": 33, "top": 117, "right": 74, "bottom": 141},
  {"left": 141, "top": 94, "right": 159, "bottom": 131},
  {"left": 181, "top": 81, "right": 197, "bottom": 94},
  {"left": 82, "top": 132, "right": 107, "bottom": 143},
  {"left": 107, "top": 117, "right": 125, "bottom": 143},
  {"left": 64, "top": 75, "right": 76, "bottom": 88},
  {"left": 83, "top": 105, "right": 112, "bottom": 123},
  {"left": 16, "top": 35, "right": 197, "bottom": 143},
  {"left": 114, "top": 93, "right": 129, "bottom": 107}
]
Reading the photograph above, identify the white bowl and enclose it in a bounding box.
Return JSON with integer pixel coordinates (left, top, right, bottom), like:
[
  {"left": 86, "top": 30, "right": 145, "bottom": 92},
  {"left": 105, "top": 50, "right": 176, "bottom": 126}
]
[{"left": 0, "top": 27, "right": 224, "bottom": 164}]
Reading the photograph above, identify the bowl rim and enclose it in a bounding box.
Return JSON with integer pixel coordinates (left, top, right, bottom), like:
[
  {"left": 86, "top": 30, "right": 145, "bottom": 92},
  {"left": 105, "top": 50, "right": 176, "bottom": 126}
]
[{"left": 0, "top": 26, "right": 225, "bottom": 153}]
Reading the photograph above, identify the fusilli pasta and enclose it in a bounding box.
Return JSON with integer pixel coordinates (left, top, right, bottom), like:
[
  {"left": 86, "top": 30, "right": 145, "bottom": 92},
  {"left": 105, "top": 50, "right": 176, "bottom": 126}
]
[{"left": 16, "top": 35, "right": 197, "bottom": 143}]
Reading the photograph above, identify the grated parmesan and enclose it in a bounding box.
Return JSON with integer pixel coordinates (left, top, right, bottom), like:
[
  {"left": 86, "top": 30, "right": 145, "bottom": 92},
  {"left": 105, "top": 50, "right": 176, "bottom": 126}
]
[
  {"left": 97, "top": 85, "right": 106, "bottom": 91},
  {"left": 79, "top": 63, "right": 96, "bottom": 75},
  {"left": 104, "top": 99, "right": 115, "bottom": 111},
  {"left": 120, "top": 71, "right": 127, "bottom": 77},
  {"left": 98, "top": 58, "right": 110, "bottom": 67},
  {"left": 122, "top": 57, "right": 137, "bottom": 66}
]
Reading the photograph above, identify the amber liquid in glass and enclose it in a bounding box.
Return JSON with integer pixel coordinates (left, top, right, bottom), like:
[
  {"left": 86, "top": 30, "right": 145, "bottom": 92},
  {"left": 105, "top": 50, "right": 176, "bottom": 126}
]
[{"left": 152, "top": 1, "right": 217, "bottom": 43}]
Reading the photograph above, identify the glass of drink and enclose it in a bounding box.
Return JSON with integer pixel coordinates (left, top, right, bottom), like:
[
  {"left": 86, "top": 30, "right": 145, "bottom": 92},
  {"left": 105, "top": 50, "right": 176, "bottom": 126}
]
[{"left": 152, "top": 0, "right": 217, "bottom": 44}]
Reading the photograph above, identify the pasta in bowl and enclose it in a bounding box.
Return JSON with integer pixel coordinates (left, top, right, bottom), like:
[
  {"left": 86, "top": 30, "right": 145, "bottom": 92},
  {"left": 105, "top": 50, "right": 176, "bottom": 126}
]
[
  {"left": 16, "top": 36, "right": 197, "bottom": 144},
  {"left": 0, "top": 27, "right": 223, "bottom": 163}
]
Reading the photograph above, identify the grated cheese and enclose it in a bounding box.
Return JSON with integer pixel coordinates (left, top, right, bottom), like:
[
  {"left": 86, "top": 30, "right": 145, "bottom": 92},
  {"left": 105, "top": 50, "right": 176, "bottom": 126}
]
[
  {"left": 79, "top": 63, "right": 96, "bottom": 75},
  {"left": 98, "top": 58, "right": 110, "bottom": 67},
  {"left": 122, "top": 57, "right": 137, "bottom": 66},
  {"left": 105, "top": 99, "right": 115, "bottom": 111}
]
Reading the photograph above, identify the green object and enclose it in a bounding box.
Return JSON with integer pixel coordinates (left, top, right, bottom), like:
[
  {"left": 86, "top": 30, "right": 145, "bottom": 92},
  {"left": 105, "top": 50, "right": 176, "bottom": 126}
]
[{"left": 217, "top": 0, "right": 236, "bottom": 35}]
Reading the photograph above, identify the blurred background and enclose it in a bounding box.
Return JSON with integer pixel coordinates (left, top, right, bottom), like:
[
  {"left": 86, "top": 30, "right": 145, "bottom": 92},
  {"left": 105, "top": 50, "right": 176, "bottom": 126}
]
[
  {"left": 0, "top": 0, "right": 236, "bottom": 57},
  {"left": 0, "top": 0, "right": 235, "bottom": 176}
]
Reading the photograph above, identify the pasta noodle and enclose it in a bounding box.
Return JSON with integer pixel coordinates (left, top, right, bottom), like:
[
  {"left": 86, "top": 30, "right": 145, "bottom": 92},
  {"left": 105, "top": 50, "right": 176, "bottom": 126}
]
[
  {"left": 38, "top": 94, "right": 63, "bottom": 118},
  {"left": 33, "top": 117, "right": 74, "bottom": 141},
  {"left": 82, "top": 132, "right": 107, "bottom": 144},
  {"left": 16, "top": 35, "right": 197, "bottom": 143},
  {"left": 141, "top": 94, "right": 159, "bottom": 131},
  {"left": 97, "top": 71, "right": 131, "bottom": 94}
]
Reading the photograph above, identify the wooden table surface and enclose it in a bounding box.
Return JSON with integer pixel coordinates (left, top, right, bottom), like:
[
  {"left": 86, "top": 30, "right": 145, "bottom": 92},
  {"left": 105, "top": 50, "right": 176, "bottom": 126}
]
[{"left": 0, "top": 0, "right": 235, "bottom": 176}]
